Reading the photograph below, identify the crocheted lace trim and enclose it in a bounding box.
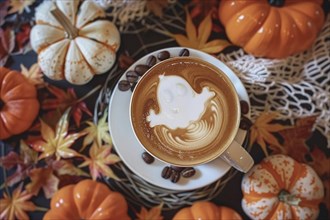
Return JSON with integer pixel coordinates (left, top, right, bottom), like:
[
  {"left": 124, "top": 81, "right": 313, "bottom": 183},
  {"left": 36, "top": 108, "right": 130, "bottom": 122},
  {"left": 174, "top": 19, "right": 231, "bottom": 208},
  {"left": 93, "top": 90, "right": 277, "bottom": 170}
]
[{"left": 218, "top": 16, "right": 330, "bottom": 147}]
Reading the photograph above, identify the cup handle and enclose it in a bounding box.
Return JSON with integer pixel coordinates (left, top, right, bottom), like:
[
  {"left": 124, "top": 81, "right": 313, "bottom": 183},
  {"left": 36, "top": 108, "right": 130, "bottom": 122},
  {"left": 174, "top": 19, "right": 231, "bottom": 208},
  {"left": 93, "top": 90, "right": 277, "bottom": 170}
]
[{"left": 220, "top": 140, "right": 254, "bottom": 173}]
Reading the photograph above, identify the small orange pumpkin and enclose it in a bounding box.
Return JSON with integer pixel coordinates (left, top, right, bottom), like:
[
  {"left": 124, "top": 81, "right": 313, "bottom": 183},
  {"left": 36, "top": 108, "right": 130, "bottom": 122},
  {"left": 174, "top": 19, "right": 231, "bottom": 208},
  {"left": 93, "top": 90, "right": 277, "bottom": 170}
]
[
  {"left": 0, "top": 67, "right": 39, "bottom": 139},
  {"left": 242, "top": 154, "right": 324, "bottom": 220},
  {"left": 43, "top": 179, "right": 130, "bottom": 220},
  {"left": 218, "top": 0, "right": 325, "bottom": 58},
  {"left": 173, "top": 201, "right": 242, "bottom": 220}
]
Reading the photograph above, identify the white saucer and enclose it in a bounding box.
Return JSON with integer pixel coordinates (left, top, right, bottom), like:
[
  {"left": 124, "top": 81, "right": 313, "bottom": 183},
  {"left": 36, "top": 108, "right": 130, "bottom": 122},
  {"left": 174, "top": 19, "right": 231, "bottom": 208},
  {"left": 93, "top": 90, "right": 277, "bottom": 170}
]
[{"left": 108, "top": 47, "right": 250, "bottom": 191}]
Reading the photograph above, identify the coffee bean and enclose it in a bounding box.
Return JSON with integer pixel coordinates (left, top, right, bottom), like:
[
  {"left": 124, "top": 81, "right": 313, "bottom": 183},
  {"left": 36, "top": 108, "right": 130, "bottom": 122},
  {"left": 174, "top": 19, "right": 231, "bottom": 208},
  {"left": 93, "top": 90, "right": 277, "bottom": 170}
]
[
  {"left": 179, "top": 48, "right": 190, "bottom": 57},
  {"left": 134, "top": 64, "right": 149, "bottom": 76},
  {"left": 118, "top": 80, "right": 131, "bottom": 91},
  {"left": 126, "top": 71, "right": 139, "bottom": 83},
  {"left": 170, "top": 166, "right": 184, "bottom": 172},
  {"left": 161, "top": 166, "right": 172, "bottom": 179},
  {"left": 146, "top": 55, "right": 157, "bottom": 67},
  {"left": 157, "top": 51, "right": 170, "bottom": 61},
  {"left": 170, "top": 170, "right": 180, "bottom": 183},
  {"left": 240, "top": 115, "right": 252, "bottom": 130},
  {"left": 240, "top": 100, "right": 249, "bottom": 115},
  {"left": 181, "top": 167, "right": 196, "bottom": 178},
  {"left": 142, "top": 152, "right": 154, "bottom": 164}
]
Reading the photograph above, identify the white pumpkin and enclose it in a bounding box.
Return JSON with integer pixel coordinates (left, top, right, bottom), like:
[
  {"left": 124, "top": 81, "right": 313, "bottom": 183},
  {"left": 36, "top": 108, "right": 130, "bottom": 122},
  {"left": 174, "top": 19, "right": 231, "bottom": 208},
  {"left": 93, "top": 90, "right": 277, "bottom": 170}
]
[
  {"left": 30, "top": 0, "right": 120, "bottom": 85},
  {"left": 241, "top": 154, "right": 324, "bottom": 220}
]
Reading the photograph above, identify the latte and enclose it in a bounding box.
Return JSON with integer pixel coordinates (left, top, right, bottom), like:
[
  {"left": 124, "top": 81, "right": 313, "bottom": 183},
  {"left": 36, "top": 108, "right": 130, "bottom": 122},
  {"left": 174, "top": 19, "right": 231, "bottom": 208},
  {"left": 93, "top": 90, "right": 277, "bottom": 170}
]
[{"left": 130, "top": 57, "right": 240, "bottom": 166}]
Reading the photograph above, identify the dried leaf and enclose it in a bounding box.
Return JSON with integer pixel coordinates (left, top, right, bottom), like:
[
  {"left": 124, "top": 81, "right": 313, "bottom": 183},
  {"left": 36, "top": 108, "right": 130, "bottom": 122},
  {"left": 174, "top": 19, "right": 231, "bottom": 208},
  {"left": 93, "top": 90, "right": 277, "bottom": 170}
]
[
  {"left": 171, "top": 10, "right": 230, "bottom": 54},
  {"left": 0, "top": 183, "right": 36, "bottom": 220},
  {"left": 5, "top": 165, "right": 28, "bottom": 187},
  {"left": 82, "top": 110, "right": 112, "bottom": 151},
  {"left": 8, "top": 0, "right": 35, "bottom": 14},
  {"left": 0, "top": 1, "right": 9, "bottom": 26},
  {"left": 0, "top": 27, "right": 15, "bottom": 66},
  {"left": 249, "top": 112, "right": 290, "bottom": 156},
  {"left": 309, "top": 147, "right": 330, "bottom": 211},
  {"left": 14, "top": 22, "right": 32, "bottom": 54},
  {"left": 50, "top": 159, "right": 89, "bottom": 177},
  {"left": 136, "top": 203, "right": 164, "bottom": 220},
  {"left": 190, "top": 0, "right": 223, "bottom": 33},
  {"left": 42, "top": 85, "right": 93, "bottom": 127},
  {"left": 25, "top": 167, "right": 59, "bottom": 199},
  {"left": 146, "top": 0, "right": 168, "bottom": 17},
  {"left": 29, "top": 108, "right": 84, "bottom": 160},
  {"left": 21, "top": 63, "right": 44, "bottom": 87},
  {"left": 79, "top": 143, "right": 120, "bottom": 180},
  {"left": 0, "top": 151, "right": 22, "bottom": 169},
  {"left": 0, "top": 141, "right": 38, "bottom": 187},
  {"left": 309, "top": 147, "right": 330, "bottom": 180},
  {"left": 270, "top": 116, "right": 317, "bottom": 162}
]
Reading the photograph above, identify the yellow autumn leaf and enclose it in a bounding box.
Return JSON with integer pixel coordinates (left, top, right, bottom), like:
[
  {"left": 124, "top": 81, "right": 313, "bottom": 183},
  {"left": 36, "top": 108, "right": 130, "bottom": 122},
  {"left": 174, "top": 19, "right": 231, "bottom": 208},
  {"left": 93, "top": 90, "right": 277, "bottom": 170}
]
[
  {"left": 0, "top": 183, "right": 36, "bottom": 220},
  {"left": 81, "top": 110, "right": 112, "bottom": 151},
  {"left": 171, "top": 9, "right": 230, "bottom": 54},
  {"left": 8, "top": 0, "right": 35, "bottom": 14},
  {"left": 249, "top": 112, "right": 290, "bottom": 156},
  {"left": 79, "top": 143, "right": 120, "bottom": 181},
  {"left": 20, "top": 63, "right": 45, "bottom": 87},
  {"left": 30, "top": 108, "right": 85, "bottom": 160},
  {"left": 136, "top": 203, "right": 164, "bottom": 220}
]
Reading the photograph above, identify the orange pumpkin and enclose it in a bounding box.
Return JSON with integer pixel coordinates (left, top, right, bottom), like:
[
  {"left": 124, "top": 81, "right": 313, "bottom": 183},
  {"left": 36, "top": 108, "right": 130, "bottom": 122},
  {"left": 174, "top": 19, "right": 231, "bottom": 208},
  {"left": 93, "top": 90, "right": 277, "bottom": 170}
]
[
  {"left": 173, "top": 201, "right": 242, "bottom": 220},
  {"left": 218, "top": 0, "right": 325, "bottom": 58},
  {"left": 0, "top": 67, "right": 39, "bottom": 139},
  {"left": 242, "top": 154, "right": 324, "bottom": 220},
  {"left": 43, "top": 179, "right": 130, "bottom": 220}
]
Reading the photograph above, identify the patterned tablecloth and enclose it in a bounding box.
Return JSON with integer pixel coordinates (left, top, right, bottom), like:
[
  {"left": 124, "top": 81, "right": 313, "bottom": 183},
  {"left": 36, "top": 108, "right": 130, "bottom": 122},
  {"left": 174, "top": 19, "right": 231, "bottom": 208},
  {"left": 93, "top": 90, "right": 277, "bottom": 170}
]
[{"left": 1, "top": 0, "right": 329, "bottom": 219}]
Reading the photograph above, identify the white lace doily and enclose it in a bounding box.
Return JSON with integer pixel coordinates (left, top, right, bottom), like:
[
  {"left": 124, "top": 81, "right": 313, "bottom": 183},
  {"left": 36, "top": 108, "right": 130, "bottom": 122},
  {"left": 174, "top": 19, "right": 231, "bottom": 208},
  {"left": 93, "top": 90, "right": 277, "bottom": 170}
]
[{"left": 218, "top": 16, "right": 330, "bottom": 147}]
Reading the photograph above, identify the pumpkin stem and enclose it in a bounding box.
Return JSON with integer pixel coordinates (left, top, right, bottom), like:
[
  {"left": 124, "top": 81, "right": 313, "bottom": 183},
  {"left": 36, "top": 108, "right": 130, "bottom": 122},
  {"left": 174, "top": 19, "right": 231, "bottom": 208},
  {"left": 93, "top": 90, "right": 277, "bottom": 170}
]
[
  {"left": 278, "top": 190, "right": 301, "bottom": 206},
  {"left": 50, "top": 7, "right": 78, "bottom": 39},
  {"left": 0, "top": 99, "right": 4, "bottom": 110},
  {"left": 268, "top": 0, "right": 285, "bottom": 7}
]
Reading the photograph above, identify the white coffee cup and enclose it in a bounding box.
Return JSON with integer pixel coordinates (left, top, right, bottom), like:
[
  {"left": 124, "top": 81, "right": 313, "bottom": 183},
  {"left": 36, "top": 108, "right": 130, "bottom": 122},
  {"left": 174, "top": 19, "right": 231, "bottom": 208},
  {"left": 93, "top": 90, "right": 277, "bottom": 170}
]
[{"left": 129, "top": 55, "right": 254, "bottom": 173}]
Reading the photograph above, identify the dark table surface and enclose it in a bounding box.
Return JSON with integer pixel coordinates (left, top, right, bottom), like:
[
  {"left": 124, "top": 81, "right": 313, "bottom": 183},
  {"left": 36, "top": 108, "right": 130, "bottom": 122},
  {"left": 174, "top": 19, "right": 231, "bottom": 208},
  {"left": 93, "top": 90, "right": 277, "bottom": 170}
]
[{"left": 1, "top": 0, "right": 329, "bottom": 219}]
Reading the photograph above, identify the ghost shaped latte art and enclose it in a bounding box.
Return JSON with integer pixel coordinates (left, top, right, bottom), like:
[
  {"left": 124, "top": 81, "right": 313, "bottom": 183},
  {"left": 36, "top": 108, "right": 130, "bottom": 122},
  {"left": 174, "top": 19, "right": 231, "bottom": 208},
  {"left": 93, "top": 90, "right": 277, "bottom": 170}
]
[{"left": 147, "top": 75, "right": 215, "bottom": 130}]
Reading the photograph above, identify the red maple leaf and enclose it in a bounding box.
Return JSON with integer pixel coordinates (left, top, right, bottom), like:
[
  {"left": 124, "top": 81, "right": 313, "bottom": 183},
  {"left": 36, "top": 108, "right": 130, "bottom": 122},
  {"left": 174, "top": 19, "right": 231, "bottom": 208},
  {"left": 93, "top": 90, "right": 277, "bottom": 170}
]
[{"left": 42, "top": 85, "right": 93, "bottom": 127}]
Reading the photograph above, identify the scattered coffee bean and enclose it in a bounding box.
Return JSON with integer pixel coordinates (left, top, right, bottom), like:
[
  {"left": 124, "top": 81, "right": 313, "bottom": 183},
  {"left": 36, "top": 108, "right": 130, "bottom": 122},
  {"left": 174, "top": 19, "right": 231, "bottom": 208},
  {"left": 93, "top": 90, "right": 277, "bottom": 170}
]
[
  {"left": 240, "top": 115, "right": 252, "bottom": 130},
  {"left": 126, "top": 71, "right": 139, "bottom": 83},
  {"left": 179, "top": 48, "right": 189, "bottom": 57},
  {"left": 170, "top": 170, "right": 180, "bottom": 183},
  {"left": 134, "top": 64, "right": 149, "bottom": 76},
  {"left": 157, "top": 51, "right": 170, "bottom": 61},
  {"left": 146, "top": 55, "right": 157, "bottom": 67},
  {"left": 181, "top": 167, "right": 196, "bottom": 178},
  {"left": 142, "top": 152, "right": 154, "bottom": 164},
  {"left": 118, "top": 80, "right": 131, "bottom": 91},
  {"left": 170, "top": 166, "right": 184, "bottom": 172},
  {"left": 161, "top": 166, "right": 172, "bottom": 179},
  {"left": 240, "top": 100, "right": 250, "bottom": 115}
]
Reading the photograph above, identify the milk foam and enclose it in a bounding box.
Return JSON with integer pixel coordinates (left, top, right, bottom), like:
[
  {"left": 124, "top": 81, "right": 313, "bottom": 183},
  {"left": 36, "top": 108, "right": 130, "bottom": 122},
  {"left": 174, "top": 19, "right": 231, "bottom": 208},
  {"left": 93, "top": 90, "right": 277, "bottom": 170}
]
[{"left": 146, "top": 75, "right": 215, "bottom": 130}]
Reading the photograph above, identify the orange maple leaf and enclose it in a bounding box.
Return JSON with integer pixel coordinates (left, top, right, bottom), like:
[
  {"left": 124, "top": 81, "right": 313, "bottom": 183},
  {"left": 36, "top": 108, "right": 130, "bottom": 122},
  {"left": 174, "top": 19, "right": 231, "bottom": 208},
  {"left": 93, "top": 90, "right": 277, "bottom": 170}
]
[
  {"left": 136, "top": 203, "right": 164, "bottom": 220},
  {"left": 171, "top": 9, "right": 230, "bottom": 54},
  {"left": 0, "top": 184, "right": 36, "bottom": 220},
  {"left": 30, "top": 108, "right": 85, "bottom": 160},
  {"left": 79, "top": 143, "right": 120, "bottom": 181},
  {"left": 249, "top": 112, "right": 290, "bottom": 156},
  {"left": 25, "top": 167, "right": 59, "bottom": 199},
  {"left": 270, "top": 115, "right": 317, "bottom": 162}
]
